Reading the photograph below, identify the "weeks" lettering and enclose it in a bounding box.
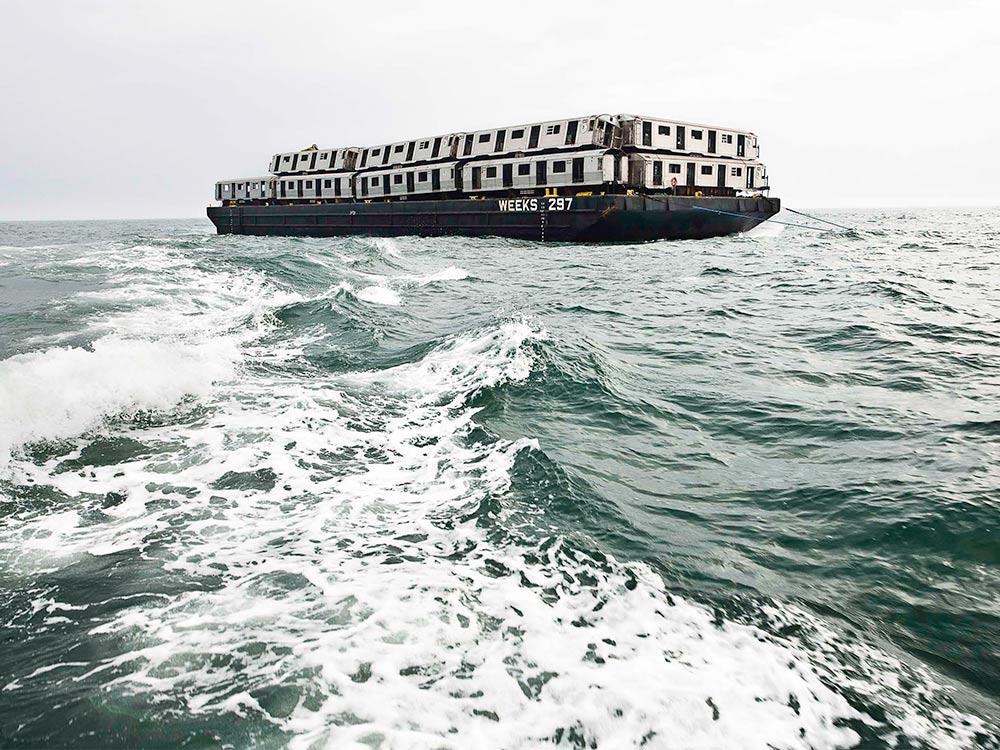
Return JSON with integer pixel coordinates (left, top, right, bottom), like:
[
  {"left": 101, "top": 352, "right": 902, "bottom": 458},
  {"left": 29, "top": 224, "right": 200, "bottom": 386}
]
[{"left": 497, "top": 198, "right": 573, "bottom": 212}]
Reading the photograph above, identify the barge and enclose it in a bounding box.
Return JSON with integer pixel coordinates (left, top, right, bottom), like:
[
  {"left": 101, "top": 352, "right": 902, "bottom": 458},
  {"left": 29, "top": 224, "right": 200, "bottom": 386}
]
[{"left": 208, "top": 113, "right": 779, "bottom": 242}]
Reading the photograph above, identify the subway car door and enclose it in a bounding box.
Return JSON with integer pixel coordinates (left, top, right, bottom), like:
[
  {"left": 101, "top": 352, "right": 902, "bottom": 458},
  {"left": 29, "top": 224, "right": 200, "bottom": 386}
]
[
  {"left": 686, "top": 162, "right": 695, "bottom": 188},
  {"left": 431, "top": 168, "right": 441, "bottom": 191},
  {"left": 471, "top": 166, "right": 482, "bottom": 191},
  {"left": 406, "top": 172, "right": 415, "bottom": 193},
  {"left": 565, "top": 120, "right": 578, "bottom": 146},
  {"left": 717, "top": 164, "right": 726, "bottom": 189},
  {"left": 707, "top": 130, "right": 717, "bottom": 153},
  {"left": 676, "top": 126, "right": 686, "bottom": 151},
  {"left": 383, "top": 174, "right": 391, "bottom": 195},
  {"left": 528, "top": 125, "right": 540, "bottom": 149},
  {"left": 535, "top": 160, "right": 547, "bottom": 186},
  {"left": 502, "top": 163, "right": 513, "bottom": 188},
  {"left": 737, "top": 134, "right": 746, "bottom": 157}
]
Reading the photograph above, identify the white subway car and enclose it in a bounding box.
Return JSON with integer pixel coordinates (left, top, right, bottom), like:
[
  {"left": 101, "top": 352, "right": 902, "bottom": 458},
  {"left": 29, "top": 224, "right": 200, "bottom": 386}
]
[
  {"left": 350, "top": 151, "right": 624, "bottom": 201},
  {"left": 355, "top": 135, "right": 459, "bottom": 171},
  {"left": 455, "top": 114, "right": 619, "bottom": 160},
  {"left": 215, "top": 177, "right": 274, "bottom": 202},
  {"left": 351, "top": 114, "right": 619, "bottom": 171},
  {"left": 275, "top": 172, "right": 355, "bottom": 201},
  {"left": 355, "top": 162, "right": 460, "bottom": 199},
  {"left": 627, "top": 154, "right": 768, "bottom": 193},
  {"left": 463, "top": 150, "right": 624, "bottom": 194},
  {"left": 269, "top": 147, "right": 360, "bottom": 175},
  {"left": 618, "top": 115, "right": 759, "bottom": 159}
]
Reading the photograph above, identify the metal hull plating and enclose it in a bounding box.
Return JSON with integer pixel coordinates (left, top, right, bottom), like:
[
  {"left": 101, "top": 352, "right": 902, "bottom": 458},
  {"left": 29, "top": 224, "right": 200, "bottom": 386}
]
[{"left": 207, "top": 195, "right": 779, "bottom": 243}]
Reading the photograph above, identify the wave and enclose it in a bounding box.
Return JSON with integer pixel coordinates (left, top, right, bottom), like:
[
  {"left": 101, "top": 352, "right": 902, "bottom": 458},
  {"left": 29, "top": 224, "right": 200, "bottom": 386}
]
[
  {"left": 369, "top": 236, "right": 402, "bottom": 258},
  {"left": 2, "top": 316, "right": 990, "bottom": 748},
  {"left": 330, "top": 266, "right": 469, "bottom": 308},
  {"left": 412, "top": 266, "right": 470, "bottom": 285},
  {"left": 0, "top": 241, "right": 302, "bottom": 469},
  {"left": 355, "top": 285, "right": 401, "bottom": 306},
  {"left": 0, "top": 336, "right": 237, "bottom": 468},
  {"left": 2, "top": 225, "right": 997, "bottom": 748}
]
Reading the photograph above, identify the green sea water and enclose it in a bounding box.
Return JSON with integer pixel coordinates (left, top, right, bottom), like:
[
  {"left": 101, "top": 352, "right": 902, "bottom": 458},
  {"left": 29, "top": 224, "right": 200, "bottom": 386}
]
[{"left": 0, "top": 210, "right": 997, "bottom": 748}]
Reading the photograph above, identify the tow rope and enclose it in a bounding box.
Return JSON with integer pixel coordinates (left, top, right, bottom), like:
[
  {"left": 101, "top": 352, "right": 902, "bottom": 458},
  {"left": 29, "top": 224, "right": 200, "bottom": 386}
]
[
  {"left": 690, "top": 205, "right": 831, "bottom": 232},
  {"left": 782, "top": 207, "right": 855, "bottom": 232}
]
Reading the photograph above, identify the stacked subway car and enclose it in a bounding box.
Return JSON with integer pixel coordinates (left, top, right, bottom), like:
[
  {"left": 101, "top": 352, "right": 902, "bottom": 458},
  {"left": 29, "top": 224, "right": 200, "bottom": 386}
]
[{"left": 208, "top": 113, "right": 779, "bottom": 242}]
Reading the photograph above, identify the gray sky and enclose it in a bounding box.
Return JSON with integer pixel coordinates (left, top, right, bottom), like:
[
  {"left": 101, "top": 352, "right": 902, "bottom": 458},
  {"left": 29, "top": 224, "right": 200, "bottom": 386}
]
[{"left": 1, "top": 0, "right": 998, "bottom": 220}]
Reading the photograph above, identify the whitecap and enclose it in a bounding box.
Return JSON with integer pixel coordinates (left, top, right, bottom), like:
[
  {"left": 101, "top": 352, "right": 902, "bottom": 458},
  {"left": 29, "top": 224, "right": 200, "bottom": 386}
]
[
  {"left": 355, "top": 285, "right": 401, "bottom": 306},
  {"left": 0, "top": 336, "right": 239, "bottom": 467},
  {"left": 416, "top": 266, "right": 470, "bottom": 285},
  {"left": 370, "top": 237, "right": 401, "bottom": 257},
  {"left": 0, "top": 242, "right": 302, "bottom": 468}
]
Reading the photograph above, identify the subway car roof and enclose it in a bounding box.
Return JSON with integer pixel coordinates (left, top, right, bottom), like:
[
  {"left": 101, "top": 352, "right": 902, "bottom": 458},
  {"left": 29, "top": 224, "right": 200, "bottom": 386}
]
[
  {"left": 361, "top": 113, "right": 616, "bottom": 146},
  {"left": 617, "top": 113, "right": 758, "bottom": 135}
]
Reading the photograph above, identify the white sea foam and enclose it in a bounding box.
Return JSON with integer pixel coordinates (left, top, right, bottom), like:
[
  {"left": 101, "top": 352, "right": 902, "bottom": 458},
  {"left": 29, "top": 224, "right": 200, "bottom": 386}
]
[
  {"left": 334, "top": 280, "right": 402, "bottom": 306},
  {"left": 370, "top": 237, "right": 402, "bottom": 257},
  {"left": 349, "top": 265, "right": 469, "bottom": 304},
  {"left": 413, "top": 266, "right": 469, "bottom": 285},
  {"left": 0, "top": 336, "right": 238, "bottom": 467},
  {"left": 0, "top": 242, "right": 990, "bottom": 749},
  {"left": 0, "top": 242, "right": 300, "bottom": 468},
  {"left": 747, "top": 217, "right": 786, "bottom": 238},
  {"left": 334, "top": 266, "right": 468, "bottom": 305},
  {"left": 356, "top": 285, "right": 402, "bottom": 306}
]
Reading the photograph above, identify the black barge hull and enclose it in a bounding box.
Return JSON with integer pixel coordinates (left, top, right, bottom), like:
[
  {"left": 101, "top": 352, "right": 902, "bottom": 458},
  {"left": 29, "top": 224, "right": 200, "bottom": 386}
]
[{"left": 207, "top": 195, "right": 779, "bottom": 243}]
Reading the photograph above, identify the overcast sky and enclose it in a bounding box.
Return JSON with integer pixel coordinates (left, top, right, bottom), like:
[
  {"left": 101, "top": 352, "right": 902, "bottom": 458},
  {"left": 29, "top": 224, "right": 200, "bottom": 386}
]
[{"left": 1, "top": 0, "right": 998, "bottom": 220}]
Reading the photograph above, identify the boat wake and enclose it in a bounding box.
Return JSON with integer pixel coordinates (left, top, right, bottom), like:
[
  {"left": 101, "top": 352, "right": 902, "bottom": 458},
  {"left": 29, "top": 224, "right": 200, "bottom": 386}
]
[{"left": 0, "top": 233, "right": 994, "bottom": 749}]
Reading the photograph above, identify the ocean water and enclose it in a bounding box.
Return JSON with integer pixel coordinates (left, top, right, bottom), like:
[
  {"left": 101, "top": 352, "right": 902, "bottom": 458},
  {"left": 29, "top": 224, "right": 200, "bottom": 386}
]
[{"left": 0, "top": 210, "right": 997, "bottom": 749}]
